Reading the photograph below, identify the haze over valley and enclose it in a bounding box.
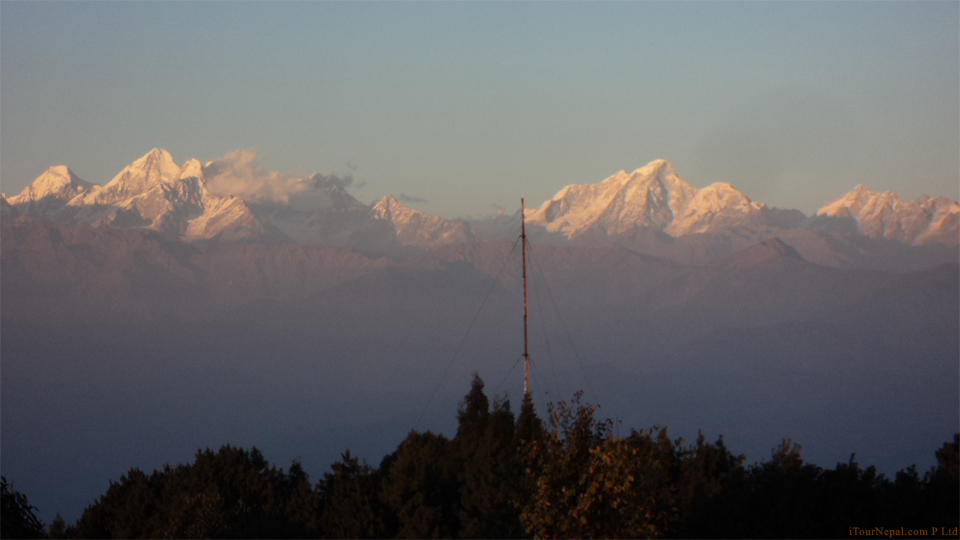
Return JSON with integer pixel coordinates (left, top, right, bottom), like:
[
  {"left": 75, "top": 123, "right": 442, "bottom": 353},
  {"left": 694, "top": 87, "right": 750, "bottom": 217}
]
[{"left": 2, "top": 149, "right": 957, "bottom": 524}]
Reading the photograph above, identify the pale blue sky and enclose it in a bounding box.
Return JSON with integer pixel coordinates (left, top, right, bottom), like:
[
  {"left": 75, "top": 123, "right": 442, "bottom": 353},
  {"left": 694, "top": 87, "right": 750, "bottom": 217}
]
[{"left": 2, "top": 1, "right": 957, "bottom": 218}]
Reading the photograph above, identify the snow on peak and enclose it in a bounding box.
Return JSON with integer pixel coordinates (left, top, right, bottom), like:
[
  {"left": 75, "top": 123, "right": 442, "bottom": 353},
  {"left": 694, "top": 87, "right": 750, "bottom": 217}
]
[
  {"left": 67, "top": 148, "right": 182, "bottom": 208},
  {"left": 371, "top": 194, "right": 404, "bottom": 219},
  {"left": 22, "top": 149, "right": 267, "bottom": 241},
  {"left": 179, "top": 158, "right": 205, "bottom": 181},
  {"left": 669, "top": 181, "right": 766, "bottom": 235},
  {"left": 526, "top": 159, "right": 765, "bottom": 238},
  {"left": 818, "top": 185, "right": 959, "bottom": 246},
  {"left": 372, "top": 195, "right": 477, "bottom": 248},
  {"left": 818, "top": 184, "right": 892, "bottom": 217},
  {"left": 122, "top": 147, "right": 181, "bottom": 181},
  {"left": 102, "top": 148, "right": 182, "bottom": 197},
  {"left": 9, "top": 165, "right": 93, "bottom": 207}
]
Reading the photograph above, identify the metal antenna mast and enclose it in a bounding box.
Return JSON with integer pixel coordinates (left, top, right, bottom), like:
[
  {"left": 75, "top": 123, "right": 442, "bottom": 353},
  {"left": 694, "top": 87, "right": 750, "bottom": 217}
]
[{"left": 521, "top": 198, "right": 530, "bottom": 397}]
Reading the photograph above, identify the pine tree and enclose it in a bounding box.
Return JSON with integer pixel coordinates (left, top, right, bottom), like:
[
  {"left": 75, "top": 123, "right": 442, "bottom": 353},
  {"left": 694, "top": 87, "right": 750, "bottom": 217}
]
[
  {"left": 516, "top": 393, "right": 544, "bottom": 444},
  {"left": 455, "top": 377, "right": 525, "bottom": 538}
]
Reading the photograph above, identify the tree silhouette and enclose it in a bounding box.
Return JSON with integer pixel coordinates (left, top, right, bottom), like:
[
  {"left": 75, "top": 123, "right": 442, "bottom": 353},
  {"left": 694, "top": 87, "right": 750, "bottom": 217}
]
[
  {"left": 453, "top": 375, "right": 526, "bottom": 538},
  {"left": 317, "top": 450, "right": 394, "bottom": 539},
  {"left": 1, "top": 476, "right": 46, "bottom": 539},
  {"left": 516, "top": 393, "right": 545, "bottom": 444},
  {"left": 42, "top": 375, "right": 960, "bottom": 540},
  {"left": 382, "top": 430, "right": 460, "bottom": 538},
  {"left": 70, "top": 445, "right": 317, "bottom": 539}
]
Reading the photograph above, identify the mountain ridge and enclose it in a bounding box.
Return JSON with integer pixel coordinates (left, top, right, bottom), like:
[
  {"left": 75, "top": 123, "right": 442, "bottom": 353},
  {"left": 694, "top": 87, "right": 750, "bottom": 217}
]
[
  {"left": 818, "top": 184, "right": 959, "bottom": 246},
  {"left": 7, "top": 165, "right": 95, "bottom": 217},
  {"left": 6, "top": 151, "right": 958, "bottom": 252},
  {"left": 372, "top": 195, "right": 479, "bottom": 249},
  {"left": 524, "top": 159, "right": 768, "bottom": 238}
]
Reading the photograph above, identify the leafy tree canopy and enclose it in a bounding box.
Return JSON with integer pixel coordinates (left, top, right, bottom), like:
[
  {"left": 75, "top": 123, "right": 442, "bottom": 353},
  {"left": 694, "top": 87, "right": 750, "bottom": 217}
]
[{"left": 36, "top": 376, "right": 960, "bottom": 539}]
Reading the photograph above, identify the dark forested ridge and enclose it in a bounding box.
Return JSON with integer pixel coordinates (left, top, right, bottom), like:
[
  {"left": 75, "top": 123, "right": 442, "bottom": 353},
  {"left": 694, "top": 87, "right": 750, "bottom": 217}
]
[{"left": 3, "top": 376, "right": 957, "bottom": 539}]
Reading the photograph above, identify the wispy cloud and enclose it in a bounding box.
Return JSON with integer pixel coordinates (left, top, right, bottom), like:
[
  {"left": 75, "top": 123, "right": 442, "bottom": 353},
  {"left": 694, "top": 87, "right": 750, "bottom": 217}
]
[
  {"left": 398, "top": 193, "right": 427, "bottom": 204},
  {"left": 202, "top": 149, "right": 306, "bottom": 203},
  {"left": 307, "top": 172, "right": 354, "bottom": 191},
  {"left": 202, "top": 148, "right": 355, "bottom": 204}
]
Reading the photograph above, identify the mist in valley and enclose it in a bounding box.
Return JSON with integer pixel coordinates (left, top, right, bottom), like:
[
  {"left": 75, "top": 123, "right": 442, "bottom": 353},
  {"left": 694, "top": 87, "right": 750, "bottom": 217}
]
[{"left": 2, "top": 219, "right": 956, "bottom": 524}]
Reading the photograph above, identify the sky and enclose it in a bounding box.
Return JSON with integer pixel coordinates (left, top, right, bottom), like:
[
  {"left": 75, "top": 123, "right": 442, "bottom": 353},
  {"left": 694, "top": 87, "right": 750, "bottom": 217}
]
[{"left": 1, "top": 1, "right": 957, "bottom": 219}]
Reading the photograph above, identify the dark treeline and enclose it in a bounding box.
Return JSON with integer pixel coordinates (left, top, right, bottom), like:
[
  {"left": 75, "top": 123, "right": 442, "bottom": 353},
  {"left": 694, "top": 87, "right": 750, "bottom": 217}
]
[{"left": 3, "top": 375, "right": 958, "bottom": 539}]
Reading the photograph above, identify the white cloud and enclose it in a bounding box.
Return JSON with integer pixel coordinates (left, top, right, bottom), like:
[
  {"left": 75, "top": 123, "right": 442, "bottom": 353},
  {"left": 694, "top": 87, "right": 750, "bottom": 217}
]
[{"left": 202, "top": 149, "right": 314, "bottom": 203}]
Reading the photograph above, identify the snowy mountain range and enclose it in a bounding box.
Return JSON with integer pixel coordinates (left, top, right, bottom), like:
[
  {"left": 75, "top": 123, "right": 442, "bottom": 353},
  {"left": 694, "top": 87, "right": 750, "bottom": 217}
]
[
  {"left": 523, "top": 158, "right": 958, "bottom": 247},
  {"left": 4, "top": 165, "right": 95, "bottom": 217},
  {"left": 5, "top": 149, "right": 265, "bottom": 241},
  {"left": 372, "top": 195, "right": 478, "bottom": 249},
  {"left": 525, "top": 159, "right": 767, "bottom": 237},
  {"left": 817, "top": 184, "right": 959, "bottom": 246},
  {"left": 3, "top": 150, "right": 957, "bottom": 252},
  {"left": 2, "top": 148, "right": 480, "bottom": 251}
]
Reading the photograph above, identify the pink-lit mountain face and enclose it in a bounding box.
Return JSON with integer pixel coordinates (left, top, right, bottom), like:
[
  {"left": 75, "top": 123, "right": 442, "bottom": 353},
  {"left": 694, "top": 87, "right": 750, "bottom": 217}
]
[
  {"left": 524, "top": 159, "right": 767, "bottom": 238},
  {"left": 523, "top": 160, "right": 958, "bottom": 248},
  {"left": 6, "top": 149, "right": 265, "bottom": 241},
  {"left": 372, "top": 195, "right": 479, "bottom": 249},
  {"left": 5, "top": 165, "right": 94, "bottom": 217},
  {"left": 3, "top": 151, "right": 957, "bottom": 322},
  {"left": 4, "top": 148, "right": 480, "bottom": 251},
  {"left": 818, "top": 184, "right": 960, "bottom": 246},
  {"left": 5, "top": 151, "right": 958, "bottom": 253}
]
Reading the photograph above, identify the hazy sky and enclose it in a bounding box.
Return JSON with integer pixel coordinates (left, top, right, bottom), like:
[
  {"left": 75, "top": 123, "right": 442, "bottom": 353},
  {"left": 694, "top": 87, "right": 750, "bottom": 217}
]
[{"left": 2, "top": 1, "right": 957, "bottom": 218}]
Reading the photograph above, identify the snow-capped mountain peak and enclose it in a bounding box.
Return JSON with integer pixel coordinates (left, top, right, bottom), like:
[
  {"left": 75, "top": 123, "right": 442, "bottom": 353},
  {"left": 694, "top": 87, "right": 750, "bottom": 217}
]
[
  {"left": 6, "top": 149, "right": 267, "bottom": 241},
  {"left": 69, "top": 148, "right": 183, "bottom": 207},
  {"left": 9, "top": 165, "right": 93, "bottom": 205},
  {"left": 92, "top": 151, "right": 266, "bottom": 240},
  {"left": 7, "top": 165, "right": 95, "bottom": 218},
  {"left": 818, "top": 185, "right": 959, "bottom": 246},
  {"left": 372, "top": 195, "right": 478, "bottom": 248},
  {"left": 105, "top": 147, "right": 181, "bottom": 194},
  {"left": 819, "top": 184, "right": 891, "bottom": 216},
  {"left": 179, "top": 158, "right": 205, "bottom": 181},
  {"left": 525, "top": 159, "right": 765, "bottom": 238},
  {"left": 371, "top": 194, "right": 404, "bottom": 220}
]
